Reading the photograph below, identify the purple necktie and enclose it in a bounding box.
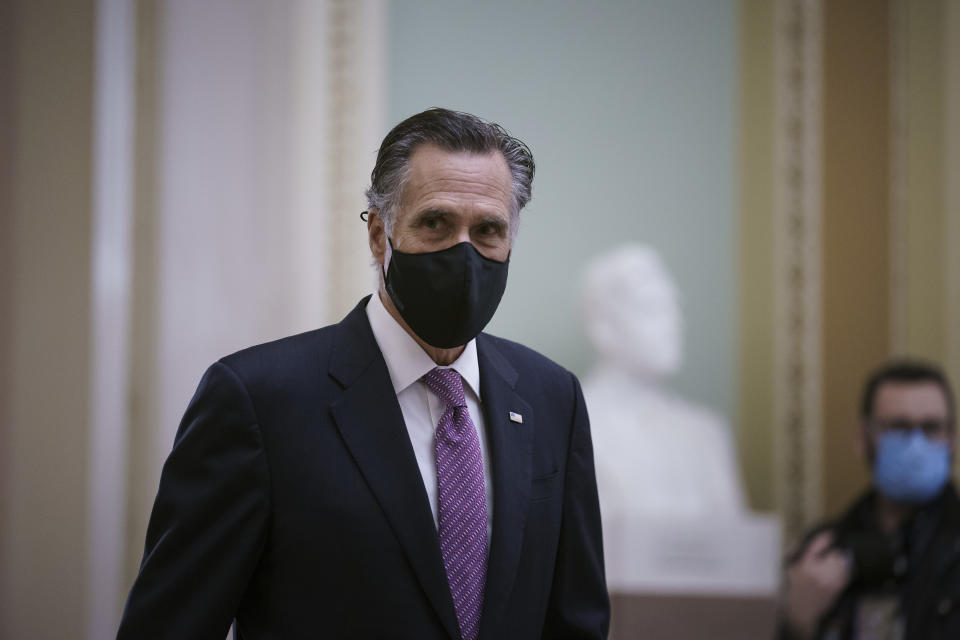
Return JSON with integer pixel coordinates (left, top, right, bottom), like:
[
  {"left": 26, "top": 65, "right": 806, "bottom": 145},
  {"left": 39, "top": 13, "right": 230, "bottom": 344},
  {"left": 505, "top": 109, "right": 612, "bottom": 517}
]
[{"left": 423, "top": 367, "right": 488, "bottom": 640}]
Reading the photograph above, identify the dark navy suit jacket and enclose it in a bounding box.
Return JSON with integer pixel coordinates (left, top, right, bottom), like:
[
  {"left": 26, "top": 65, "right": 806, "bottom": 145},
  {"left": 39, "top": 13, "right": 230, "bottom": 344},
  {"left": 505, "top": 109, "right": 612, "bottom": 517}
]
[{"left": 117, "top": 297, "right": 609, "bottom": 639}]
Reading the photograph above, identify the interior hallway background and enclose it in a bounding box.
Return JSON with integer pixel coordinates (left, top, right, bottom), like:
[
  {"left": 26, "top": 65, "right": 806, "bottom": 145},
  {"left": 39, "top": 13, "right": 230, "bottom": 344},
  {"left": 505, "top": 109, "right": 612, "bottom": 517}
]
[{"left": 2, "top": 0, "right": 960, "bottom": 637}]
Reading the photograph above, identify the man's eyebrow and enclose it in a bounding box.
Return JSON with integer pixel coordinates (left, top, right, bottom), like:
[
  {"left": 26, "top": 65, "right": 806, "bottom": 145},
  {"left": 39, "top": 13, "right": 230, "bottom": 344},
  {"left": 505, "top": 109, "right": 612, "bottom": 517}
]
[
  {"left": 476, "top": 216, "right": 508, "bottom": 229},
  {"left": 412, "top": 208, "right": 452, "bottom": 221}
]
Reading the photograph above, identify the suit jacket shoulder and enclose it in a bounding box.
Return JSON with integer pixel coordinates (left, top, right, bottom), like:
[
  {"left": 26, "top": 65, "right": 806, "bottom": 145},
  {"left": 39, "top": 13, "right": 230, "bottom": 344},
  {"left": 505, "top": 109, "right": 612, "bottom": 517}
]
[
  {"left": 477, "top": 331, "right": 581, "bottom": 410},
  {"left": 478, "top": 331, "right": 573, "bottom": 376},
  {"left": 216, "top": 297, "right": 380, "bottom": 404}
]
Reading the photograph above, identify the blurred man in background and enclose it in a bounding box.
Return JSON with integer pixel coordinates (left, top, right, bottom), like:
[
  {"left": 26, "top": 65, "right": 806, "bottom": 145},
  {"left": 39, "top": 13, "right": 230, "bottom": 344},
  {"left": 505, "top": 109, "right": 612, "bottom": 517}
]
[{"left": 780, "top": 360, "right": 960, "bottom": 639}]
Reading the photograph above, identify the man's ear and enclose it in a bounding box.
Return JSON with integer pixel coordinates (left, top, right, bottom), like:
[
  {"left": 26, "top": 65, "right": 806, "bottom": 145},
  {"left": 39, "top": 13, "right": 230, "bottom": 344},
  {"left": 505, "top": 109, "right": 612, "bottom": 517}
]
[{"left": 367, "top": 208, "right": 386, "bottom": 267}]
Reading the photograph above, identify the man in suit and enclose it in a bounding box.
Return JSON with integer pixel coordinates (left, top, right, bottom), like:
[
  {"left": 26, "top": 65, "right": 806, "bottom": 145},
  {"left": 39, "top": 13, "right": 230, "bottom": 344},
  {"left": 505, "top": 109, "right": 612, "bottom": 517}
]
[{"left": 117, "top": 108, "right": 610, "bottom": 639}]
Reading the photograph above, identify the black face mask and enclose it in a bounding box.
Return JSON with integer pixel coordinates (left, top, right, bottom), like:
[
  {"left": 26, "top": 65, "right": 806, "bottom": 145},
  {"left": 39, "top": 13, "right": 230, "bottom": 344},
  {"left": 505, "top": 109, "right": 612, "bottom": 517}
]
[{"left": 383, "top": 240, "right": 509, "bottom": 349}]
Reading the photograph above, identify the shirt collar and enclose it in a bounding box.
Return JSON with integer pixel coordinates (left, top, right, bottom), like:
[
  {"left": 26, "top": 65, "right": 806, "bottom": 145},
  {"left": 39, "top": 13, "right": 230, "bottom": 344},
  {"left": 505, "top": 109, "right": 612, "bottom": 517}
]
[{"left": 366, "top": 291, "right": 481, "bottom": 399}]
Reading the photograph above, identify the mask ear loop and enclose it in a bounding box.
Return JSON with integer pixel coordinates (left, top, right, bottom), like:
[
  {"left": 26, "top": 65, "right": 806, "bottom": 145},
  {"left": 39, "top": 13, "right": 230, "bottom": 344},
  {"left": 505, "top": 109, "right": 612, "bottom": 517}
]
[{"left": 382, "top": 237, "right": 394, "bottom": 282}]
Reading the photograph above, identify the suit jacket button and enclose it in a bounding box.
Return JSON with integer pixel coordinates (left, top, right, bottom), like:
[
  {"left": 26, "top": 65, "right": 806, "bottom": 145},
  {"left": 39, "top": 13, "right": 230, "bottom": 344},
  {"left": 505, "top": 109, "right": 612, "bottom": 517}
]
[{"left": 937, "top": 598, "right": 952, "bottom": 615}]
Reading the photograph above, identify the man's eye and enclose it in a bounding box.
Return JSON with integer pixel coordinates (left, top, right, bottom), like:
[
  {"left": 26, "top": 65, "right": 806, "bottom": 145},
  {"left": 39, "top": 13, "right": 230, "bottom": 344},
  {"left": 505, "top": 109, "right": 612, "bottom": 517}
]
[
  {"left": 921, "top": 420, "right": 949, "bottom": 436},
  {"left": 420, "top": 216, "right": 444, "bottom": 230}
]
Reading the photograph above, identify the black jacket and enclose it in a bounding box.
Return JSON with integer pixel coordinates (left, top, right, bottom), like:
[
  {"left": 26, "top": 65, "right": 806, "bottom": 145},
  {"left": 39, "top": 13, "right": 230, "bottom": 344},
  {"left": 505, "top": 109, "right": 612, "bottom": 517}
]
[
  {"left": 780, "top": 483, "right": 960, "bottom": 640},
  {"left": 117, "top": 297, "right": 609, "bottom": 639}
]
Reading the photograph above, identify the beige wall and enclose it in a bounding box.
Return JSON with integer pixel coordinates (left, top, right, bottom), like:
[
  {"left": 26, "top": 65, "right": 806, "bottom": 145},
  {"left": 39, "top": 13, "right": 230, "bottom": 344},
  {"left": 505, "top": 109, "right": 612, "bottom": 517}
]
[
  {"left": 949, "top": 0, "right": 960, "bottom": 391},
  {"left": 0, "top": 1, "right": 96, "bottom": 637},
  {"left": 124, "top": 0, "right": 162, "bottom": 607},
  {"left": 0, "top": 0, "right": 15, "bottom": 625},
  {"left": 899, "top": 0, "right": 946, "bottom": 362},
  {"left": 737, "top": 0, "right": 777, "bottom": 512},
  {"left": 820, "top": 0, "right": 892, "bottom": 517}
]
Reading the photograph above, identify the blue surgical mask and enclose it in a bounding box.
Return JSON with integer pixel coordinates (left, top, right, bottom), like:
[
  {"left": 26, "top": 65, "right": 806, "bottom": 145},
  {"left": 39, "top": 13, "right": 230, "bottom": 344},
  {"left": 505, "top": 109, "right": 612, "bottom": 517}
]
[{"left": 873, "top": 430, "right": 950, "bottom": 504}]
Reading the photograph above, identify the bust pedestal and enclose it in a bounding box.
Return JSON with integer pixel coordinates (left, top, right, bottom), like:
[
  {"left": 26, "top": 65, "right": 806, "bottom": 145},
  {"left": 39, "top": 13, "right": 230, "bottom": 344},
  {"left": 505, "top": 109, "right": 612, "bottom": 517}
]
[{"left": 603, "top": 510, "right": 781, "bottom": 595}]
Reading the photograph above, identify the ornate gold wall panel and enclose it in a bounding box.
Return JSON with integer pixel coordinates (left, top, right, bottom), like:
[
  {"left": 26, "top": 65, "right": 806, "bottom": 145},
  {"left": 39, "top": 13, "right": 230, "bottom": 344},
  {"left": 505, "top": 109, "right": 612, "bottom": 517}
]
[{"left": 772, "top": 0, "right": 824, "bottom": 542}]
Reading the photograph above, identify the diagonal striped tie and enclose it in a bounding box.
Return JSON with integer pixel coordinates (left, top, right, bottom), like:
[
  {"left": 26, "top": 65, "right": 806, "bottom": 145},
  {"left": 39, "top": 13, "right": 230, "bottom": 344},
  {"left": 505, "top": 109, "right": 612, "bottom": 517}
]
[{"left": 423, "top": 367, "right": 488, "bottom": 640}]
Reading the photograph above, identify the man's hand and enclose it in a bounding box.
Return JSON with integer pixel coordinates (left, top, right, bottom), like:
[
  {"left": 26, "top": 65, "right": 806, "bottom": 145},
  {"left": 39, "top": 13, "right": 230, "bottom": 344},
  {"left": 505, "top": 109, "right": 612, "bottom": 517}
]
[{"left": 782, "top": 530, "right": 852, "bottom": 639}]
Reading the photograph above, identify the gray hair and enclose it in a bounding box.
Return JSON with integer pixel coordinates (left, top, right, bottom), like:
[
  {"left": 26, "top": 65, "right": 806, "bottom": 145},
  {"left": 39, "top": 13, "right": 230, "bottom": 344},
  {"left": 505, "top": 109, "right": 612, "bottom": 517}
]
[{"left": 365, "top": 108, "right": 535, "bottom": 239}]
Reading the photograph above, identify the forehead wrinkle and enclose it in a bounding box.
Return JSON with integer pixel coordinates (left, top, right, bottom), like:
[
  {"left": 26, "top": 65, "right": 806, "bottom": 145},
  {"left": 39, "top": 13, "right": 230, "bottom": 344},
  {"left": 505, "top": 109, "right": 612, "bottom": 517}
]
[
  {"left": 402, "top": 185, "right": 512, "bottom": 226},
  {"left": 400, "top": 146, "right": 512, "bottom": 215},
  {"left": 405, "top": 172, "right": 511, "bottom": 201}
]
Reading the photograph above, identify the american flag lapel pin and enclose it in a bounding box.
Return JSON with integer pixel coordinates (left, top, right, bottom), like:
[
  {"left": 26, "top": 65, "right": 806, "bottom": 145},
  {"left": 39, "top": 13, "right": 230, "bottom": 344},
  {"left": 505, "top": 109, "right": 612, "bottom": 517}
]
[{"left": 509, "top": 411, "right": 523, "bottom": 424}]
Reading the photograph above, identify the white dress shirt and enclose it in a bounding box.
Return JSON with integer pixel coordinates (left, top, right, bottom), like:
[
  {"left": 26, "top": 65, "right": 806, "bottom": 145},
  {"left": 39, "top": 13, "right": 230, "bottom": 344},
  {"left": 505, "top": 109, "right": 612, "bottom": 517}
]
[{"left": 365, "top": 292, "right": 493, "bottom": 537}]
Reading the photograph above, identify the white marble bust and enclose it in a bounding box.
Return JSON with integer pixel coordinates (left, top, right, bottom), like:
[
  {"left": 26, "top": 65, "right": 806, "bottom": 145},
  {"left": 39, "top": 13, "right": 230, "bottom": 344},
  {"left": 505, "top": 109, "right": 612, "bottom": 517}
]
[{"left": 580, "top": 244, "right": 778, "bottom": 595}]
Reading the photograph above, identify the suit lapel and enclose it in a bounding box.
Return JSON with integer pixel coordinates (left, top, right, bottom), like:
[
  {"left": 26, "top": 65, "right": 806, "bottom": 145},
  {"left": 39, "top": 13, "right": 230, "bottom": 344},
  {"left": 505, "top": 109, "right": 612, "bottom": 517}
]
[
  {"left": 476, "top": 335, "right": 534, "bottom": 638},
  {"left": 328, "top": 299, "right": 460, "bottom": 640}
]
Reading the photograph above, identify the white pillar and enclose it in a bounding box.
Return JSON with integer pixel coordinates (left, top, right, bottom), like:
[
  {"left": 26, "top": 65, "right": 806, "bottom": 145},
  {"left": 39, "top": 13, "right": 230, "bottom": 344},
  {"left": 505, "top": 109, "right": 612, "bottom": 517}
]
[{"left": 89, "top": 0, "right": 136, "bottom": 635}]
